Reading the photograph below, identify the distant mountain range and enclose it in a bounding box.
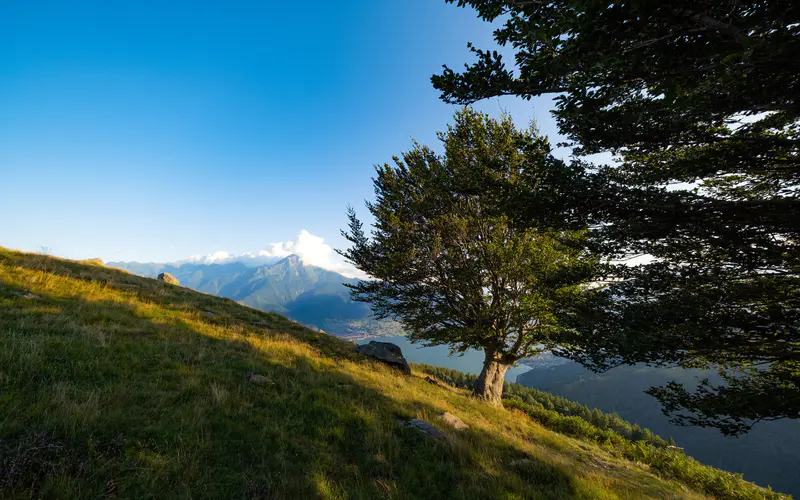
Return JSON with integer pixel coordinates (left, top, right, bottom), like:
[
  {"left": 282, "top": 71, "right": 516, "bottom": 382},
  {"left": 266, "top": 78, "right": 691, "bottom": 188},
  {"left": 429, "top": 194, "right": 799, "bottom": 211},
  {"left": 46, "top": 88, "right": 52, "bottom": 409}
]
[{"left": 107, "top": 255, "right": 402, "bottom": 338}]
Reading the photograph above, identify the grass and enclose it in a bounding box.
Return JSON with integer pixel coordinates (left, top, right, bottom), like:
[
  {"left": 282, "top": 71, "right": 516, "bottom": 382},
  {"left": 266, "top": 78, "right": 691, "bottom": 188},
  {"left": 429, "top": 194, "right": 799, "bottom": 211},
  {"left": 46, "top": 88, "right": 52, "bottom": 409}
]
[
  {"left": 0, "top": 247, "right": 786, "bottom": 499},
  {"left": 417, "top": 365, "right": 787, "bottom": 499}
]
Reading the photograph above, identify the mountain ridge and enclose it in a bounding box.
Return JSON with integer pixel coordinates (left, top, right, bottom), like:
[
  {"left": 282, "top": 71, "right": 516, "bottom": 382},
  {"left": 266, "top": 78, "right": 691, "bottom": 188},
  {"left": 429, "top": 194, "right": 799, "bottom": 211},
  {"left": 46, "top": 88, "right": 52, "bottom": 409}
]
[{"left": 107, "top": 255, "right": 402, "bottom": 337}]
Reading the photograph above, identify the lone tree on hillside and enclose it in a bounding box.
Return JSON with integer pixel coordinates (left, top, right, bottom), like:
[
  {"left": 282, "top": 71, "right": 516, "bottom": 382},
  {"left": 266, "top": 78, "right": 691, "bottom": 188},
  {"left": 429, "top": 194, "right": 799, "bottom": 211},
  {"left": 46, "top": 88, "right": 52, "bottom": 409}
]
[
  {"left": 433, "top": 0, "right": 799, "bottom": 433},
  {"left": 339, "top": 108, "right": 600, "bottom": 405}
]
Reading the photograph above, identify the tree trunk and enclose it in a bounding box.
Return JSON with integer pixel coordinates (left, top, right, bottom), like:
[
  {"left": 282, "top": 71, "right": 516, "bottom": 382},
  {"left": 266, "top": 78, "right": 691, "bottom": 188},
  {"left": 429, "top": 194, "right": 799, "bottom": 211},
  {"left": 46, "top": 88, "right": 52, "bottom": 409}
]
[{"left": 473, "top": 350, "right": 511, "bottom": 406}]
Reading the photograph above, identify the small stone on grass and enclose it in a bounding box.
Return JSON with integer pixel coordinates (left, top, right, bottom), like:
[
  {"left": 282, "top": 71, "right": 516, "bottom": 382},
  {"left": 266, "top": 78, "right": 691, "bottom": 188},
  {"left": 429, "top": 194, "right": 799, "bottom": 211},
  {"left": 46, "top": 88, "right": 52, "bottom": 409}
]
[
  {"left": 248, "top": 373, "right": 269, "bottom": 385},
  {"left": 440, "top": 412, "right": 469, "bottom": 431},
  {"left": 399, "top": 418, "right": 448, "bottom": 441}
]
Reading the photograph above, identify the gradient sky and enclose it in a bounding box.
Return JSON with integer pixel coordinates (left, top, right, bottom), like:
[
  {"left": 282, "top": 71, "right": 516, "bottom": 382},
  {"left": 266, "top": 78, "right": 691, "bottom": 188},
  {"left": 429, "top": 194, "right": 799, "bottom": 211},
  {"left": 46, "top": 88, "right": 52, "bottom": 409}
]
[{"left": 1, "top": 0, "right": 562, "bottom": 268}]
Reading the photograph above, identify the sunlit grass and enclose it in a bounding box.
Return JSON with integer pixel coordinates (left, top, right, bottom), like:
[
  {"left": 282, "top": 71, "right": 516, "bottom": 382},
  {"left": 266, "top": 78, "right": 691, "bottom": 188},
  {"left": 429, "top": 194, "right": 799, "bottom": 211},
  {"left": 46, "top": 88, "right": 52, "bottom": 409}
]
[{"left": 0, "top": 247, "right": 783, "bottom": 499}]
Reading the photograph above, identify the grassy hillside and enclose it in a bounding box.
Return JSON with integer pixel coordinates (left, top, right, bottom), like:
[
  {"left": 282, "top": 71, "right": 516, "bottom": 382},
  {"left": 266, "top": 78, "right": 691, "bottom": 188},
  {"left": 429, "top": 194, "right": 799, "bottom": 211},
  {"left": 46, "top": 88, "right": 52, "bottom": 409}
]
[
  {"left": 106, "top": 258, "right": 399, "bottom": 337},
  {"left": 0, "top": 248, "right": 785, "bottom": 499}
]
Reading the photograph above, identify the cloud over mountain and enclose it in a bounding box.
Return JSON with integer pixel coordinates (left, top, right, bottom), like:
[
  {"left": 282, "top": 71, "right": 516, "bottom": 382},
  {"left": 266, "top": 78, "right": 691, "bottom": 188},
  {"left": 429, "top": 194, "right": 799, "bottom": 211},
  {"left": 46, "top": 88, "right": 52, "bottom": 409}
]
[{"left": 183, "top": 230, "right": 366, "bottom": 279}]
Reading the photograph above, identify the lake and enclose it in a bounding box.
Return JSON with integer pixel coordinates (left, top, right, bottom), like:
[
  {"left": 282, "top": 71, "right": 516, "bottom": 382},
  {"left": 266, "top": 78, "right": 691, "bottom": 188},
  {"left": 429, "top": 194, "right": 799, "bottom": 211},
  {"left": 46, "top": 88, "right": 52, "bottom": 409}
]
[{"left": 356, "top": 335, "right": 532, "bottom": 382}]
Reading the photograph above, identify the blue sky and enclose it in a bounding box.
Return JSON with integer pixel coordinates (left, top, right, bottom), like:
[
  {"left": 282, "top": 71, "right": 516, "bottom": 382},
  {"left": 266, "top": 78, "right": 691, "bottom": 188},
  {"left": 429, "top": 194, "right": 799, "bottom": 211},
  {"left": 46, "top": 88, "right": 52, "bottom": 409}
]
[{"left": 1, "top": 0, "right": 561, "bottom": 269}]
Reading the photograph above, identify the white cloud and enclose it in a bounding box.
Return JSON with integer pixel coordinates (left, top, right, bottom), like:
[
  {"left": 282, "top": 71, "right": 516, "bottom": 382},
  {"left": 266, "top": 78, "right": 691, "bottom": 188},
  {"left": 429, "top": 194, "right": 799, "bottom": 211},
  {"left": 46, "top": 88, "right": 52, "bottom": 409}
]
[
  {"left": 188, "top": 250, "right": 232, "bottom": 263},
  {"left": 176, "top": 230, "right": 367, "bottom": 280}
]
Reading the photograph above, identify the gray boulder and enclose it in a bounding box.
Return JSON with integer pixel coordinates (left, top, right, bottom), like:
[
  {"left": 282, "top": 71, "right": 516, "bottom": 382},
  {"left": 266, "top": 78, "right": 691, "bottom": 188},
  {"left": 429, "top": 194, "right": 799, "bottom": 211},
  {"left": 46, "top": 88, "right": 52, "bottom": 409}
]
[
  {"left": 157, "top": 272, "right": 179, "bottom": 285},
  {"left": 247, "top": 373, "right": 269, "bottom": 385},
  {"left": 354, "top": 341, "right": 411, "bottom": 374},
  {"left": 400, "top": 419, "right": 448, "bottom": 441}
]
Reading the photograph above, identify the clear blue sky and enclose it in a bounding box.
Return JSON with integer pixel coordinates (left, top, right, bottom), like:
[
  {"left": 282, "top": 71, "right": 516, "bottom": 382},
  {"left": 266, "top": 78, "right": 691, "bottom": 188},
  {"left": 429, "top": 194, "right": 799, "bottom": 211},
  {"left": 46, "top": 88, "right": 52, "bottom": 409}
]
[{"left": 1, "top": 0, "right": 561, "bottom": 265}]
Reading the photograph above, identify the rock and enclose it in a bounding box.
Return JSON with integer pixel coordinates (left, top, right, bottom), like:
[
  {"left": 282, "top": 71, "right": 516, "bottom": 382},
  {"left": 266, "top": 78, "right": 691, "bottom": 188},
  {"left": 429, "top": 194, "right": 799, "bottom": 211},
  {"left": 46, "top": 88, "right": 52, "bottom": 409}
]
[
  {"left": 10, "top": 291, "right": 39, "bottom": 300},
  {"left": 354, "top": 341, "right": 411, "bottom": 374},
  {"left": 510, "top": 458, "right": 533, "bottom": 467},
  {"left": 252, "top": 321, "right": 268, "bottom": 327},
  {"left": 117, "top": 283, "right": 140, "bottom": 289},
  {"left": 440, "top": 412, "right": 469, "bottom": 431},
  {"left": 248, "top": 373, "right": 269, "bottom": 385},
  {"left": 157, "top": 273, "right": 179, "bottom": 285},
  {"left": 201, "top": 311, "right": 216, "bottom": 319},
  {"left": 400, "top": 419, "right": 448, "bottom": 441},
  {"left": 425, "top": 376, "right": 443, "bottom": 387}
]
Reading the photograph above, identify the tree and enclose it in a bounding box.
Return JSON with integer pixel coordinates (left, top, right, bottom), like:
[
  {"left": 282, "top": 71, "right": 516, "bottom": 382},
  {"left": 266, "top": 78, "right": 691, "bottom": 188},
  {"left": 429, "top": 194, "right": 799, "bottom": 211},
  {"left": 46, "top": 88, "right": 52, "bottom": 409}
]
[
  {"left": 339, "top": 108, "right": 600, "bottom": 405},
  {"left": 432, "top": 0, "right": 799, "bottom": 434}
]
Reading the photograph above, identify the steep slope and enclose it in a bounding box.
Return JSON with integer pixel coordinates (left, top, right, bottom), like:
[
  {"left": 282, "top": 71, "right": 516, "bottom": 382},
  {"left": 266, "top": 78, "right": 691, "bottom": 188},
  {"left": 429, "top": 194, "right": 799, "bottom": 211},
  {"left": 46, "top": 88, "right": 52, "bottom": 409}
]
[
  {"left": 517, "top": 363, "right": 800, "bottom": 497},
  {"left": 0, "top": 248, "right": 784, "bottom": 499},
  {"left": 108, "top": 256, "right": 388, "bottom": 336}
]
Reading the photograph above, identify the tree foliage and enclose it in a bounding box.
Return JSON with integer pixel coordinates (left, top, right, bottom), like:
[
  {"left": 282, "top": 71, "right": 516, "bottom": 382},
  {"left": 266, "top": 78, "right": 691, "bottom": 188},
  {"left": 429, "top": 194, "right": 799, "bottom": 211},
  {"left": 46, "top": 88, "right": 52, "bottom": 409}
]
[
  {"left": 433, "top": 0, "right": 799, "bottom": 434},
  {"left": 339, "top": 108, "right": 600, "bottom": 404}
]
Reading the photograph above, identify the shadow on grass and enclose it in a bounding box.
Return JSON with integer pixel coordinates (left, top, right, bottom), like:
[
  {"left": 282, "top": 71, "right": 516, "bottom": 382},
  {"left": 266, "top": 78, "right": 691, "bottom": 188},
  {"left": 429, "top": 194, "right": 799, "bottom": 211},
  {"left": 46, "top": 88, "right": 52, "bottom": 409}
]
[{"left": 0, "top": 255, "right": 582, "bottom": 499}]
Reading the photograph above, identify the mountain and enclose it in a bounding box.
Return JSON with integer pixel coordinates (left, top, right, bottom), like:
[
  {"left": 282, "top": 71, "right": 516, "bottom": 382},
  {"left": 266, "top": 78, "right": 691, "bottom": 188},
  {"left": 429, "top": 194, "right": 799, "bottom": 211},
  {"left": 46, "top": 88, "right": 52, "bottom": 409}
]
[
  {"left": 0, "top": 246, "right": 783, "bottom": 498},
  {"left": 517, "top": 362, "right": 800, "bottom": 497},
  {"left": 108, "top": 255, "right": 402, "bottom": 337}
]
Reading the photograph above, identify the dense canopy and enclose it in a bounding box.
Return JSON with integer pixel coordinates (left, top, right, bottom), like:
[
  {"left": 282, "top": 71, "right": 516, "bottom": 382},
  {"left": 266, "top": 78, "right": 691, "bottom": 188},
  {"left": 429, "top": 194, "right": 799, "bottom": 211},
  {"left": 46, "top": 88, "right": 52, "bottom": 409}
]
[
  {"left": 433, "top": 0, "right": 799, "bottom": 434},
  {"left": 340, "top": 109, "right": 600, "bottom": 404}
]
